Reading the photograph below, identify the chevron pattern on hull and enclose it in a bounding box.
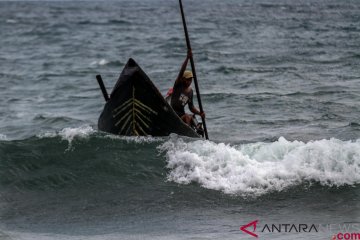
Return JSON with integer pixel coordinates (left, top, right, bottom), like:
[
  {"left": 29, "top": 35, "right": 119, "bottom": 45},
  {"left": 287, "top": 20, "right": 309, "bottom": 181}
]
[{"left": 112, "top": 87, "right": 157, "bottom": 136}]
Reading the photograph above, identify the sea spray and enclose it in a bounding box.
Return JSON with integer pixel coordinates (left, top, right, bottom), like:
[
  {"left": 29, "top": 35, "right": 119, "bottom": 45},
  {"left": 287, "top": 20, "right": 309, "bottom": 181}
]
[
  {"left": 37, "top": 125, "right": 96, "bottom": 151},
  {"left": 160, "top": 136, "right": 360, "bottom": 196}
]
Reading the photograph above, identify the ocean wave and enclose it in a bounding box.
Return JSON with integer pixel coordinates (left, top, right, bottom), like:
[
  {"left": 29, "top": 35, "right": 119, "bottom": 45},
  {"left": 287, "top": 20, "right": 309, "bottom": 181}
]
[
  {"left": 160, "top": 136, "right": 360, "bottom": 196},
  {"left": 37, "top": 125, "right": 163, "bottom": 146},
  {"left": 33, "top": 114, "right": 84, "bottom": 124},
  {"left": 6, "top": 19, "right": 17, "bottom": 24},
  {"left": 0, "top": 130, "right": 165, "bottom": 190},
  {"left": 107, "top": 19, "right": 132, "bottom": 25},
  {"left": 37, "top": 125, "right": 96, "bottom": 150},
  {"left": 90, "top": 59, "right": 123, "bottom": 67},
  {"left": 90, "top": 59, "right": 109, "bottom": 66},
  {"left": 103, "top": 134, "right": 165, "bottom": 144},
  {"left": 2, "top": 130, "right": 359, "bottom": 195},
  {"left": 0, "top": 134, "right": 7, "bottom": 141},
  {"left": 36, "top": 125, "right": 161, "bottom": 151}
]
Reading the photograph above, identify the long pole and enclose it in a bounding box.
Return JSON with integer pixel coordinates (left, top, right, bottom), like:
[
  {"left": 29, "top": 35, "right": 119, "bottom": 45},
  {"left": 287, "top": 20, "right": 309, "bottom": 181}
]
[
  {"left": 178, "top": 0, "right": 209, "bottom": 140},
  {"left": 96, "top": 75, "right": 110, "bottom": 102}
]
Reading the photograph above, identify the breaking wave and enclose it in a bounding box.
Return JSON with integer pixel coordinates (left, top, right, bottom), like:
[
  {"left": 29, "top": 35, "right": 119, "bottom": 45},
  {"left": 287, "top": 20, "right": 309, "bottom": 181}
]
[
  {"left": 1, "top": 126, "right": 359, "bottom": 197},
  {"left": 160, "top": 136, "right": 360, "bottom": 196}
]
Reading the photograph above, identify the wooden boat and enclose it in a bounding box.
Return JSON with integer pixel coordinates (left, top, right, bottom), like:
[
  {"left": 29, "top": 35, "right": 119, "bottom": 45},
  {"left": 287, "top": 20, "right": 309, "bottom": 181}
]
[{"left": 97, "top": 58, "right": 201, "bottom": 138}]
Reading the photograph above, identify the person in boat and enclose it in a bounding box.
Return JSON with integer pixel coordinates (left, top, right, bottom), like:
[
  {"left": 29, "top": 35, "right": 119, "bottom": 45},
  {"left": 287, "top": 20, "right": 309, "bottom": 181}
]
[{"left": 166, "top": 49, "right": 205, "bottom": 125}]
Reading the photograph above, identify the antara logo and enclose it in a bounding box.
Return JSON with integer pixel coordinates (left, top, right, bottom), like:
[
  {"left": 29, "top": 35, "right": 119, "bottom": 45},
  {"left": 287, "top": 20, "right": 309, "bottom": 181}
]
[
  {"left": 240, "top": 220, "right": 319, "bottom": 238},
  {"left": 240, "top": 220, "right": 259, "bottom": 238}
]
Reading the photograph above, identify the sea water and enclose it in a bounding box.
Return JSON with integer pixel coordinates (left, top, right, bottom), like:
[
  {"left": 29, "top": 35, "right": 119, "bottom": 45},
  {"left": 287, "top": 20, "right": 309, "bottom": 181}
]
[{"left": 0, "top": 0, "right": 359, "bottom": 239}]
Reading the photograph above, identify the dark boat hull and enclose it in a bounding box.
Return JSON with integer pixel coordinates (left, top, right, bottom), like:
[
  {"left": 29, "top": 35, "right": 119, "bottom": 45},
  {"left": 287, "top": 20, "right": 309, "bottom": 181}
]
[{"left": 98, "top": 58, "right": 200, "bottom": 138}]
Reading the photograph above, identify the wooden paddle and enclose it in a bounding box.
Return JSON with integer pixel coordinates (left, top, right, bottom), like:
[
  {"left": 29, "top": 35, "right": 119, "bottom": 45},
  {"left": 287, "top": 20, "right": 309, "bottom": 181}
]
[{"left": 178, "top": 0, "right": 209, "bottom": 140}]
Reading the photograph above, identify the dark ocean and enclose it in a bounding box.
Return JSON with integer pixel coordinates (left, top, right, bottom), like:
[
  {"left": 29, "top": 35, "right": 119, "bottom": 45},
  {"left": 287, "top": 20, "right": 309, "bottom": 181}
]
[{"left": 0, "top": 0, "right": 360, "bottom": 239}]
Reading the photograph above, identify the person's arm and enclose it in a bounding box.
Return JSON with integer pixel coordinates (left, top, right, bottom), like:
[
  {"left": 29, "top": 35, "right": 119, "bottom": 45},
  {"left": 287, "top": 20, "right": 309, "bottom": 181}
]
[
  {"left": 188, "top": 90, "right": 205, "bottom": 118},
  {"left": 174, "top": 49, "right": 192, "bottom": 87},
  {"left": 190, "top": 106, "right": 205, "bottom": 118}
]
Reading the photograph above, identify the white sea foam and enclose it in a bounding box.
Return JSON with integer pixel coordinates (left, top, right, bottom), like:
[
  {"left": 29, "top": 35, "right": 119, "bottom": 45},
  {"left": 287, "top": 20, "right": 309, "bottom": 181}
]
[
  {"left": 37, "top": 125, "right": 95, "bottom": 150},
  {"left": 99, "top": 59, "right": 109, "bottom": 65},
  {"left": 58, "top": 125, "right": 95, "bottom": 143},
  {"left": 90, "top": 59, "right": 109, "bottom": 66},
  {"left": 104, "top": 134, "right": 164, "bottom": 144},
  {"left": 6, "top": 19, "right": 17, "bottom": 23},
  {"left": 38, "top": 125, "right": 95, "bottom": 141},
  {"left": 160, "top": 136, "right": 360, "bottom": 196},
  {"left": 38, "top": 125, "right": 162, "bottom": 145},
  {"left": 0, "top": 134, "right": 7, "bottom": 141}
]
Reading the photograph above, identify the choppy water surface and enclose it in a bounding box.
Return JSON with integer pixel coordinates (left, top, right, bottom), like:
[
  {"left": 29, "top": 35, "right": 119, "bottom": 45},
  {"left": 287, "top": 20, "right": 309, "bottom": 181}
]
[{"left": 0, "top": 0, "right": 359, "bottom": 239}]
